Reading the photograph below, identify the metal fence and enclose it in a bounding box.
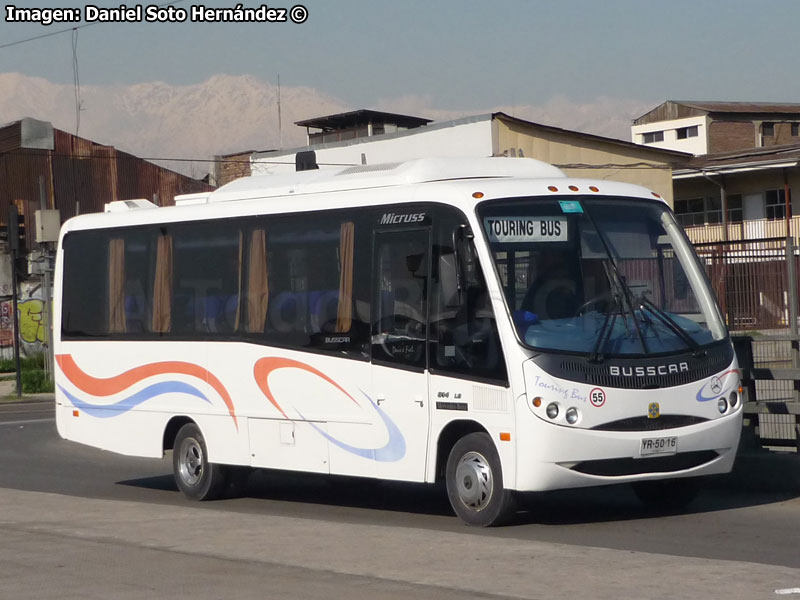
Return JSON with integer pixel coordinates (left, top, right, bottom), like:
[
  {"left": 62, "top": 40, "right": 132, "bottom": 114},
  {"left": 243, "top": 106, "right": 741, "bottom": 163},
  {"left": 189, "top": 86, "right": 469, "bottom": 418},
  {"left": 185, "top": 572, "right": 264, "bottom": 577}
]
[
  {"left": 694, "top": 237, "right": 791, "bottom": 331},
  {"left": 694, "top": 237, "right": 800, "bottom": 449}
]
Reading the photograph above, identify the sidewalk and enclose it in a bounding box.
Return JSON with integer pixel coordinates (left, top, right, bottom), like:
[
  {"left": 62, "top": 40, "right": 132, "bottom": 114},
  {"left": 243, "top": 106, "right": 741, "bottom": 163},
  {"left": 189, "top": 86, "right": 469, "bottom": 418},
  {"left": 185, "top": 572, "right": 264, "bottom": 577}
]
[{"left": 1, "top": 487, "right": 798, "bottom": 600}]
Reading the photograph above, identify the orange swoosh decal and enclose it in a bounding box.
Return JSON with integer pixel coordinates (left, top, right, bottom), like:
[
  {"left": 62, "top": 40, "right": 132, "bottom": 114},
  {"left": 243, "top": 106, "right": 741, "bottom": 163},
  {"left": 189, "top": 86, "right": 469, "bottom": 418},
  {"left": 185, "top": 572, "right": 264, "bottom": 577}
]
[
  {"left": 253, "top": 356, "right": 360, "bottom": 419},
  {"left": 56, "top": 354, "right": 238, "bottom": 429}
]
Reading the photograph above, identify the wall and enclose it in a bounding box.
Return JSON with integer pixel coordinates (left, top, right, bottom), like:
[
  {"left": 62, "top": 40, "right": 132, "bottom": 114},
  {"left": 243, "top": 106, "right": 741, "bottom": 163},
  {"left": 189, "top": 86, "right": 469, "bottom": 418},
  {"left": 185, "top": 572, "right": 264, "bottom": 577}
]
[
  {"left": 708, "top": 121, "right": 757, "bottom": 153},
  {"left": 630, "top": 116, "right": 709, "bottom": 155},
  {"left": 498, "top": 119, "right": 678, "bottom": 205},
  {"left": 214, "top": 152, "right": 253, "bottom": 186},
  {"left": 0, "top": 279, "right": 49, "bottom": 360},
  {"left": 675, "top": 170, "right": 799, "bottom": 203},
  {"left": 762, "top": 122, "right": 800, "bottom": 147}
]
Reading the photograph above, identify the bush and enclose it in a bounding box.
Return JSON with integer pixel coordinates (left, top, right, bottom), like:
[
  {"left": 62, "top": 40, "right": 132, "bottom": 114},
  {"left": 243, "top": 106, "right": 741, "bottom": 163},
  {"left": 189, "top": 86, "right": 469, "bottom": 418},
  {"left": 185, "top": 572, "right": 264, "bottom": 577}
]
[
  {"left": 20, "top": 369, "right": 54, "bottom": 394},
  {"left": 0, "top": 354, "right": 45, "bottom": 373}
]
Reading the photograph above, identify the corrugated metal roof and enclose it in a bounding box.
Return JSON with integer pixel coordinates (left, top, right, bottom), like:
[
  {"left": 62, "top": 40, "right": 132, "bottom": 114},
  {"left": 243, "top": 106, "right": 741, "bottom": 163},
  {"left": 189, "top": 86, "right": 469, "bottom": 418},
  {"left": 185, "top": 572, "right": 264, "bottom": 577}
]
[
  {"left": 670, "top": 101, "right": 800, "bottom": 114},
  {"left": 0, "top": 122, "right": 21, "bottom": 154},
  {"left": 684, "top": 142, "right": 800, "bottom": 170},
  {"left": 0, "top": 122, "right": 213, "bottom": 248}
]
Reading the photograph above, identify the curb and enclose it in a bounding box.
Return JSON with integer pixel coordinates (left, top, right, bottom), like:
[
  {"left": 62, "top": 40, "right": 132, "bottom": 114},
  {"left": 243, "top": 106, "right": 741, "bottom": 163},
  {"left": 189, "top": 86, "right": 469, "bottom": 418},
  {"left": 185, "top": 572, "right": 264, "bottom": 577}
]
[{"left": 0, "top": 393, "right": 55, "bottom": 405}]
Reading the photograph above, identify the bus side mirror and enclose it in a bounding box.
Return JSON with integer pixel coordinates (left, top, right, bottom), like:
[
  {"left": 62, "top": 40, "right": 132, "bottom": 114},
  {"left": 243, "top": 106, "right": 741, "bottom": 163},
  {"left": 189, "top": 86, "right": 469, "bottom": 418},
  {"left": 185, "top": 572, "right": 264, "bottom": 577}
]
[{"left": 442, "top": 225, "right": 472, "bottom": 308}]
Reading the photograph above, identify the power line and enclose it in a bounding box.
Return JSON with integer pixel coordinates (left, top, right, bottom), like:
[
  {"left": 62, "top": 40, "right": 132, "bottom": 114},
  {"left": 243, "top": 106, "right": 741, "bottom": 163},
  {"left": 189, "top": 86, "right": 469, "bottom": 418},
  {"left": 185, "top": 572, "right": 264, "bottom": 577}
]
[
  {"left": 0, "top": 0, "right": 187, "bottom": 50},
  {"left": 0, "top": 148, "right": 358, "bottom": 167},
  {"left": 0, "top": 150, "right": 681, "bottom": 169}
]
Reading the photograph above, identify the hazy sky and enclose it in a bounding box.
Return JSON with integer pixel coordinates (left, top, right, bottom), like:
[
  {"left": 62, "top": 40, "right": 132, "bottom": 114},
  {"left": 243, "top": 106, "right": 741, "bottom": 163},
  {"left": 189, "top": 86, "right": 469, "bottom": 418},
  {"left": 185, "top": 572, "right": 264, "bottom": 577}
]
[{"left": 2, "top": 0, "right": 799, "bottom": 110}]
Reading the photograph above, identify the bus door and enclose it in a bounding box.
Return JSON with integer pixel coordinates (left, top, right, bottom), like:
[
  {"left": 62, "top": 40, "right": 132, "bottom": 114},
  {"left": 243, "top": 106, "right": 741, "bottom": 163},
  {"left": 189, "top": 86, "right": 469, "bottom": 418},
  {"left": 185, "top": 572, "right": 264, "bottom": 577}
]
[{"left": 370, "top": 227, "right": 431, "bottom": 481}]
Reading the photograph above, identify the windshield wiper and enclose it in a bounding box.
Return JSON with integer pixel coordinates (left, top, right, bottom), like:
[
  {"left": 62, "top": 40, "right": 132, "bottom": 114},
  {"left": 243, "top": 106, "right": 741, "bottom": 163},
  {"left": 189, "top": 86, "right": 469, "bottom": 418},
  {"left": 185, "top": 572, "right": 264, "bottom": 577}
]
[
  {"left": 638, "top": 296, "right": 705, "bottom": 357},
  {"left": 588, "top": 292, "right": 623, "bottom": 363},
  {"left": 582, "top": 207, "right": 649, "bottom": 354}
]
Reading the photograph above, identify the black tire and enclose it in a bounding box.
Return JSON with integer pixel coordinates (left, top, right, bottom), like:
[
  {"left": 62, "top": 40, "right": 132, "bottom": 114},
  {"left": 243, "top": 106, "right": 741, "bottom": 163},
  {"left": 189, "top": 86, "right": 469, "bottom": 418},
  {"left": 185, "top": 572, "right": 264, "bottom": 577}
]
[
  {"left": 632, "top": 477, "right": 700, "bottom": 509},
  {"left": 445, "top": 432, "right": 515, "bottom": 526},
  {"left": 172, "top": 423, "right": 229, "bottom": 501}
]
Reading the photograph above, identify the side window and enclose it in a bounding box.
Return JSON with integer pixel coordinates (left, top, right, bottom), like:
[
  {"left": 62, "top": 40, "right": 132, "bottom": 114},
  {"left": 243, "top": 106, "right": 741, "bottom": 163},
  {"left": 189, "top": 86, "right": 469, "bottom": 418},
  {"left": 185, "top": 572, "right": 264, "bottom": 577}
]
[
  {"left": 62, "top": 232, "right": 109, "bottom": 337},
  {"left": 172, "top": 223, "right": 243, "bottom": 336},
  {"left": 430, "top": 213, "right": 507, "bottom": 383},
  {"left": 371, "top": 229, "right": 429, "bottom": 369},
  {"left": 262, "top": 213, "right": 369, "bottom": 357},
  {"left": 62, "top": 229, "right": 153, "bottom": 338}
]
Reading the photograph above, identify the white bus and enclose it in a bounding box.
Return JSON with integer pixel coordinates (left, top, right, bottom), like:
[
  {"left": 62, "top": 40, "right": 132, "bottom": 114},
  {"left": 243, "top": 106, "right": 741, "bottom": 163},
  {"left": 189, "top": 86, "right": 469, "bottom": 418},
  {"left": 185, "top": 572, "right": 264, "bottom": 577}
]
[{"left": 54, "top": 157, "right": 742, "bottom": 526}]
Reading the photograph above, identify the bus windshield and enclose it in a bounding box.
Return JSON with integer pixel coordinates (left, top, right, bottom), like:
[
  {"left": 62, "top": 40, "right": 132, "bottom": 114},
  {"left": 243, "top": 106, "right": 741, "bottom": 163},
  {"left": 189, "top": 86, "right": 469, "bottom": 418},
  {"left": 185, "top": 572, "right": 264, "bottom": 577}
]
[{"left": 479, "top": 196, "right": 727, "bottom": 357}]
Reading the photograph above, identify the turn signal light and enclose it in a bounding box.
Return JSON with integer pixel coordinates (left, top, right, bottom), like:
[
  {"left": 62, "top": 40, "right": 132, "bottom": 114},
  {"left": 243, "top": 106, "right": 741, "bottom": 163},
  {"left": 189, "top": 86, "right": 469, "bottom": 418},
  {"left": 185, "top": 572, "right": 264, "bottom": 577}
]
[
  {"left": 532, "top": 396, "right": 542, "bottom": 407},
  {"left": 499, "top": 432, "right": 511, "bottom": 442},
  {"left": 72, "top": 410, "right": 80, "bottom": 417}
]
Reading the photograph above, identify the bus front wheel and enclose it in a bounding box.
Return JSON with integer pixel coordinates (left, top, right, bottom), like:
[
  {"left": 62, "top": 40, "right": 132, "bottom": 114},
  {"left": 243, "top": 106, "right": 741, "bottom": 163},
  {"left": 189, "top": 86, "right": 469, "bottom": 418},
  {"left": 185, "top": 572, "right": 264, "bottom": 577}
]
[
  {"left": 445, "top": 432, "right": 515, "bottom": 526},
  {"left": 173, "top": 423, "right": 229, "bottom": 501}
]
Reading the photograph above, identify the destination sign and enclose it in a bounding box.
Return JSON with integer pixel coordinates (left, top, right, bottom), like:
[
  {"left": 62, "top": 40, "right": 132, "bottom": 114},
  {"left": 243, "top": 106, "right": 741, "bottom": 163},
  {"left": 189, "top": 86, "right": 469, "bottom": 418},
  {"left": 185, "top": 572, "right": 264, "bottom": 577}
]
[{"left": 484, "top": 217, "right": 568, "bottom": 243}]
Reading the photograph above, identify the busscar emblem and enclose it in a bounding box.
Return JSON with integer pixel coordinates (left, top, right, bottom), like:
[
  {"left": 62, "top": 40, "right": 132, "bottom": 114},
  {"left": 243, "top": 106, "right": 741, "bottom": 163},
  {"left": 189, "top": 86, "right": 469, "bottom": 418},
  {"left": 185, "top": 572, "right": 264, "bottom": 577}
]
[{"left": 648, "top": 402, "right": 660, "bottom": 419}]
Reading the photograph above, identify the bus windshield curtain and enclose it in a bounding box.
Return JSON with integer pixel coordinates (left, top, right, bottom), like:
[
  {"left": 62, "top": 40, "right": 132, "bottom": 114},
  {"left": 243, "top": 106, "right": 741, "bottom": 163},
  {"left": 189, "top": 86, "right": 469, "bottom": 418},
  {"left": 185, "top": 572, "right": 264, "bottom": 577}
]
[
  {"left": 108, "top": 238, "right": 126, "bottom": 333},
  {"left": 152, "top": 233, "right": 173, "bottom": 333},
  {"left": 247, "top": 229, "right": 269, "bottom": 333},
  {"left": 336, "top": 221, "right": 354, "bottom": 332}
]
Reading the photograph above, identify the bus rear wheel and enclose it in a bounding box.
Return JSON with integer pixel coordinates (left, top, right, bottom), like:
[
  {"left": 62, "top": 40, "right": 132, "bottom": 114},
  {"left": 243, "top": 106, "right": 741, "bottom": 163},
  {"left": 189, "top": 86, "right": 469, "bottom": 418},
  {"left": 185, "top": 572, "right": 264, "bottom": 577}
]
[
  {"left": 445, "top": 432, "right": 515, "bottom": 526},
  {"left": 173, "top": 423, "right": 229, "bottom": 501}
]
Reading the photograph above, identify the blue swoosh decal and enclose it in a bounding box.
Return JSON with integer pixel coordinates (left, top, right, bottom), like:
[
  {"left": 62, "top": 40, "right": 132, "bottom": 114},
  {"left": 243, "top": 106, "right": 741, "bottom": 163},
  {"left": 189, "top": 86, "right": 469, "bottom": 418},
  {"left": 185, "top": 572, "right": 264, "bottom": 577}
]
[
  {"left": 59, "top": 381, "right": 210, "bottom": 417},
  {"left": 696, "top": 370, "right": 739, "bottom": 402},
  {"left": 301, "top": 392, "right": 406, "bottom": 462}
]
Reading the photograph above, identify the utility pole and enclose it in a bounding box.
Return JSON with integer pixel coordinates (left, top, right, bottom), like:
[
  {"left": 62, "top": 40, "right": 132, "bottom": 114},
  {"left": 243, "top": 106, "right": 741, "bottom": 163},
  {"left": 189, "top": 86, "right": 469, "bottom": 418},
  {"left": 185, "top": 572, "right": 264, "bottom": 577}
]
[{"left": 8, "top": 205, "right": 22, "bottom": 398}]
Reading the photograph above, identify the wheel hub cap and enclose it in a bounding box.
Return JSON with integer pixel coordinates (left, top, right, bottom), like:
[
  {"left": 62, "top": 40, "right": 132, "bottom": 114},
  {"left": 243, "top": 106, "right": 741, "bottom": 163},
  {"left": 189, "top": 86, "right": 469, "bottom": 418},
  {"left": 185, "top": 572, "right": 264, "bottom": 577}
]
[
  {"left": 179, "top": 438, "right": 203, "bottom": 486},
  {"left": 455, "top": 451, "right": 493, "bottom": 511}
]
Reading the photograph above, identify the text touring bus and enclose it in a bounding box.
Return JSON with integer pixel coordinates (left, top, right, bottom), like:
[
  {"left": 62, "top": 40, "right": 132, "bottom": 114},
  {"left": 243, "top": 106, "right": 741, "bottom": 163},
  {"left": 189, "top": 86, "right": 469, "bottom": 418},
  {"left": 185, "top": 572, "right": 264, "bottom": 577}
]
[{"left": 54, "top": 157, "right": 742, "bottom": 526}]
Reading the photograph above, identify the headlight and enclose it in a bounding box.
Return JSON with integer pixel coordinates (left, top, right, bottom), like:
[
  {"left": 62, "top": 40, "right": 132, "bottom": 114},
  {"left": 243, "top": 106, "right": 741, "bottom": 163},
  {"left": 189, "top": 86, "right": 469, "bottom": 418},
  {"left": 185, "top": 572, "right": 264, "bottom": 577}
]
[
  {"left": 546, "top": 403, "right": 559, "bottom": 419},
  {"left": 565, "top": 407, "right": 579, "bottom": 425},
  {"left": 729, "top": 391, "right": 738, "bottom": 408},
  {"left": 717, "top": 397, "right": 728, "bottom": 414}
]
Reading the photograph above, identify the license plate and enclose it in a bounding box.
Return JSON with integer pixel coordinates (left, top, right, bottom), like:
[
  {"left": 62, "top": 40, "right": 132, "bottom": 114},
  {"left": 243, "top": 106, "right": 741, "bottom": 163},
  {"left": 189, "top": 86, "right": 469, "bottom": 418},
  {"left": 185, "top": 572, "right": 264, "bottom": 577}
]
[{"left": 640, "top": 436, "right": 677, "bottom": 457}]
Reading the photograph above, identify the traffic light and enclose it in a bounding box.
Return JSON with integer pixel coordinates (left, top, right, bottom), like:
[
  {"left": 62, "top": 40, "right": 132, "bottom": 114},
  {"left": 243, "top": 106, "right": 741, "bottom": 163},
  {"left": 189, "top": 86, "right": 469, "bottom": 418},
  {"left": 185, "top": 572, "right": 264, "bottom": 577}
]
[{"left": 7, "top": 201, "right": 25, "bottom": 253}]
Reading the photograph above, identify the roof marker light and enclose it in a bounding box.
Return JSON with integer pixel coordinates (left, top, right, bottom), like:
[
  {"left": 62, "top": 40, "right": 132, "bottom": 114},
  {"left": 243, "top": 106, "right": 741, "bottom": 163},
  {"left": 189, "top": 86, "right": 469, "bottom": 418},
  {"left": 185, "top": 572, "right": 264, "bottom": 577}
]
[
  {"left": 472, "top": 192, "right": 484, "bottom": 199},
  {"left": 589, "top": 186, "right": 600, "bottom": 192},
  {"left": 548, "top": 186, "right": 559, "bottom": 192},
  {"left": 569, "top": 185, "right": 579, "bottom": 192},
  {"left": 652, "top": 192, "right": 662, "bottom": 199}
]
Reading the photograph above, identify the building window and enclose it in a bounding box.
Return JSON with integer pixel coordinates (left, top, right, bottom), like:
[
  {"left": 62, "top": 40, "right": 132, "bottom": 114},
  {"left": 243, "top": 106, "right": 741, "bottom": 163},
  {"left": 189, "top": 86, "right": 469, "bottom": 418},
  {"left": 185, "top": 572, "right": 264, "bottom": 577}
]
[
  {"left": 765, "top": 189, "right": 788, "bottom": 220},
  {"left": 792, "top": 123, "right": 799, "bottom": 137},
  {"left": 762, "top": 122, "right": 775, "bottom": 137},
  {"left": 675, "top": 195, "right": 743, "bottom": 227},
  {"left": 642, "top": 131, "right": 664, "bottom": 144},
  {"left": 674, "top": 198, "right": 706, "bottom": 227},
  {"left": 707, "top": 195, "right": 743, "bottom": 224},
  {"left": 676, "top": 126, "right": 699, "bottom": 139}
]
